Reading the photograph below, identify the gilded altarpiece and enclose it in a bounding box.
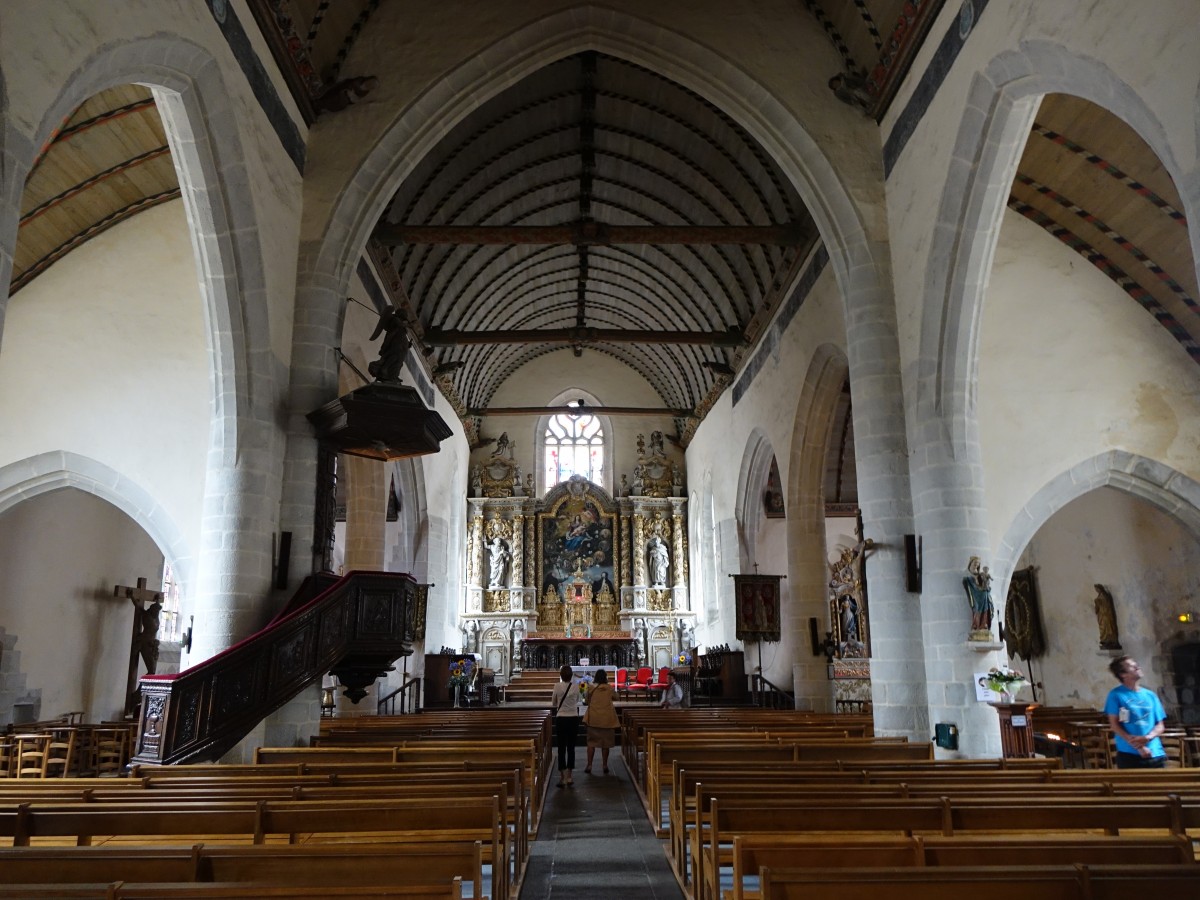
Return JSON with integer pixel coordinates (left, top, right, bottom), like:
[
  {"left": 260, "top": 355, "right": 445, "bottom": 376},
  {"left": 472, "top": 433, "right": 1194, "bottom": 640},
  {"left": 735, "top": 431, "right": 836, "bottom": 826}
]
[{"left": 462, "top": 432, "right": 693, "bottom": 676}]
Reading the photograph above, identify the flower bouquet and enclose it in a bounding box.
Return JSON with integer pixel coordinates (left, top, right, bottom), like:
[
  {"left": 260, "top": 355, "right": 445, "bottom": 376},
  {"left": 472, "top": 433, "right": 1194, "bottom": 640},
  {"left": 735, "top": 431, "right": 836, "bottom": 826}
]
[
  {"left": 985, "top": 665, "right": 1027, "bottom": 701},
  {"left": 677, "top": 651, "right": 693, "bottom": 666},
  {"left": 449, "top": 657, "right": 474, "bottom": 706}
]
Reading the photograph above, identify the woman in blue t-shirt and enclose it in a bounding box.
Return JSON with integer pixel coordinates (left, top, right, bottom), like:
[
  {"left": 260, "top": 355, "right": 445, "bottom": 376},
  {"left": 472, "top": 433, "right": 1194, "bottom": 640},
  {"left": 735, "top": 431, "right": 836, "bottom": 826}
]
[{"left": 1103, "top": 656, "right": 1167, "bottom": 768}]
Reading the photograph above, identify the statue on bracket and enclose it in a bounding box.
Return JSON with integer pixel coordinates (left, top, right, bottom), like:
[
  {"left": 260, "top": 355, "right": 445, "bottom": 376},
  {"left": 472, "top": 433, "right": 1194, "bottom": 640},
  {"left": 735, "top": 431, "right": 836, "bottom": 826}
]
[
  {"left": 1093, "top": 583, "right": 1122, "bottom": 650},
  {"left": 964, "top": 556, "right": 995, "bottom": 640}
]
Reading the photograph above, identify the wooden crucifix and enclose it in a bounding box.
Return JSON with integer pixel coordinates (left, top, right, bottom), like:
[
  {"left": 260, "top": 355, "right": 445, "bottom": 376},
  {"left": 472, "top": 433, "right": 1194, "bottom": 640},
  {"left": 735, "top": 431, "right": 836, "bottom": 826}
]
[{"left": 115, "top": 576, "right": 164, "bottom": 718}]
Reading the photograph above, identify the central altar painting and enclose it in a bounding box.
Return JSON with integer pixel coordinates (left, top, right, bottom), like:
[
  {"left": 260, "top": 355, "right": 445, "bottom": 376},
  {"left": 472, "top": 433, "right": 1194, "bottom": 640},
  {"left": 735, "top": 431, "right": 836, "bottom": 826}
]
[{"left": 538, "top": 479, "right": 619, "bottom": 635}]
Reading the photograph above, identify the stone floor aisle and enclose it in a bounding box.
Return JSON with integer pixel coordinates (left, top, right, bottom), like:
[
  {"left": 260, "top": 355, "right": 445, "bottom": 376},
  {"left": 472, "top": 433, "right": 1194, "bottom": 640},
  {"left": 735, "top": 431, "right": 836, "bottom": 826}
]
[{"left": 519, "top": 753, "right": 685, "bottom": 900}]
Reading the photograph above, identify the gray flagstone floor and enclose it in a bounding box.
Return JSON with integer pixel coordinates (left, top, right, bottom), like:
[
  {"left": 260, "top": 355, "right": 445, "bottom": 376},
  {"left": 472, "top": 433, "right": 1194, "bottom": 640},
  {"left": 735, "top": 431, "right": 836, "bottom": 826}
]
[{"left": 519, "top": 754, "right": 685, "bottom": 900}]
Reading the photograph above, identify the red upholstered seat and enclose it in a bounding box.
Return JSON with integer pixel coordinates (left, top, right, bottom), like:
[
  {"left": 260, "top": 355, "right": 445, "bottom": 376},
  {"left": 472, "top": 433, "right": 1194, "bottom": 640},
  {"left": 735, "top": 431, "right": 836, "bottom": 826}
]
[
  {"left": 649, "top": 666, "right": 671, "bottom": 692},
  {"left": 625, "top": 666, "right": 653, "bottom": 698},
  {"left": 615, "top": 667, "right": 629, "bottom": 699}
]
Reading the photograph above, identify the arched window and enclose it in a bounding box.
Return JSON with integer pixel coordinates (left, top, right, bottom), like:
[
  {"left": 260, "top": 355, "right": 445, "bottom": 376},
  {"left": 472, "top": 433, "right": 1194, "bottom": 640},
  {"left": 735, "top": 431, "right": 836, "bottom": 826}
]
[{"left": 543, "top": 399, "right": 605, "bottom": 489}]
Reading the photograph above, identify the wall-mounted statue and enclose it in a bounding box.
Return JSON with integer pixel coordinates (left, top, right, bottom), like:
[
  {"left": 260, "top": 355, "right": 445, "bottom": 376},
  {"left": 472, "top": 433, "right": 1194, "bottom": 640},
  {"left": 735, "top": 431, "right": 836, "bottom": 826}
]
[
  {"left": 1093, "top": 583, "right": 1122, "bottom": 650},
  {"left": 647, "top": 535, "right": 670, "bottom": 587},
  {"left": 487, "top": 536, "right": 510, "bottom": 589},
  {"left": 964, "top": 556, "right": 994, "bottom": 639}
]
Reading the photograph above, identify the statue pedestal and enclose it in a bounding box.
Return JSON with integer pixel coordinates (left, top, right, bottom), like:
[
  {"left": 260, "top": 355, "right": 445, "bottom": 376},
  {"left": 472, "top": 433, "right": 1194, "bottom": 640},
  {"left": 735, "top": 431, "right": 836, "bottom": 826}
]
[{"left": 989, "top": 701, "right": 1035, "bottom": 758}]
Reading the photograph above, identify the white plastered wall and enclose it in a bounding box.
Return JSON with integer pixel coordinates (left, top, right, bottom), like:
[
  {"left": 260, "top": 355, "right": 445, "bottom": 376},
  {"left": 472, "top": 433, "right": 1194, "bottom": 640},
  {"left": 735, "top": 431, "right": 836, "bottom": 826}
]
[
  {"left": 0, "top": 201, "right": 209, "bottom": 567},
  {"left": 0, "top": 489, "right": 163, "bottom": 725},
  {"left": 481, "top": 349, "right": 677, "bottom": 498},
  {"left": 1014, "top": 487, "right": 1200, "bottom": 712},
  {"left": 686, "top": 265, "right": 848, "bottom": 690},
  {"left": 980, "top": 209, "right": 1200, "bottom": 550}
]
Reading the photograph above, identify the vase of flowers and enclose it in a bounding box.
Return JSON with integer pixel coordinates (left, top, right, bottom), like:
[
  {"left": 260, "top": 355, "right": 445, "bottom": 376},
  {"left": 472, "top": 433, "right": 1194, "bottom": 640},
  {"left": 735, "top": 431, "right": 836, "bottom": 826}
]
[
  {"left": 449, "top": 656, "right": 475, "bottom": 707},
  {"left": 676, "top": 651, "right": 693, "bottom": 667},
  {"left": 985, "top": 665, "right": 1027, "bottom": 702}
]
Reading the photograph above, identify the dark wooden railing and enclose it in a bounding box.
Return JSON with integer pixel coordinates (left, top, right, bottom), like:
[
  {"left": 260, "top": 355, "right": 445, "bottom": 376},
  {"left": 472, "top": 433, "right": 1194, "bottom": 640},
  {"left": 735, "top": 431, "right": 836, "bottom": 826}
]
[
  {"left": 377, "top": 676, "right": 422, "bottom": 715},
  {"left": 132, "top": 570, "right": 418, "bottom": 765},
  {"left": 751, "top": 672, "right": 795, "bottom": 709}
]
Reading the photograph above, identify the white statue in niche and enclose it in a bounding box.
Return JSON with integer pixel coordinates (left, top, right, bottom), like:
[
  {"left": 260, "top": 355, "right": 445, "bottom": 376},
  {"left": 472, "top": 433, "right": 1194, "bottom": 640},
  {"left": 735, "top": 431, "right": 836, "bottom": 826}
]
[
  {"left": 487, "top": 536, "right": 510, "bottom": 589},
  {"left": 647, "top": 535, "right": 670, "bottom": 587}
]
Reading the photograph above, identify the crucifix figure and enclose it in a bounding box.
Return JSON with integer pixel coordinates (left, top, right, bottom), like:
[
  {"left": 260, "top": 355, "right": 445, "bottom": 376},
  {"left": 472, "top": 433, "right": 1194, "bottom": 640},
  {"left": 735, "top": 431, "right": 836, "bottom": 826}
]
[{"left": 115, "top": 576, "right": 164, "bottom": 717}]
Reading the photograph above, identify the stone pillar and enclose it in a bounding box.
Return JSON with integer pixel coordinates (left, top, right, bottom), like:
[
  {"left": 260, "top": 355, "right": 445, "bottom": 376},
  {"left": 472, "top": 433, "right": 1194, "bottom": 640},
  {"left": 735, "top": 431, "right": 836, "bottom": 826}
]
[
  {"left": 188, "top": 421, "right": 279, "bottom": 665},
  {"left": 908, "top": 417, "right": 1003, "bottom": 757},
  {"left": 839, "top": 240, "right": 924, "bottom": 742},
  {"left": 342, "top": 455, "right": 388, "bottom": 570}
]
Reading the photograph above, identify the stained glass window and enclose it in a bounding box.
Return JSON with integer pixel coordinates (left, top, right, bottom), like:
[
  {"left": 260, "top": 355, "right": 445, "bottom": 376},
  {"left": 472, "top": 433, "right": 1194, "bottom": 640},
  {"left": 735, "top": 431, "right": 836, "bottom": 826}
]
[{"left": 544, "top": 401, "right": 604, "bottom": 488}]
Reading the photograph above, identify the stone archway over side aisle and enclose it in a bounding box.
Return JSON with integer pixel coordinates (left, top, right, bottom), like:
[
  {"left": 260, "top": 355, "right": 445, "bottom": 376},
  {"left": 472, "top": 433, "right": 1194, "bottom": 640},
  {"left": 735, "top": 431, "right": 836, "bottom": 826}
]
[
  {"left": 10, "top": 35, "right": 281, "bottom": 662},
  {"left": 993, "top": 450, "right": 1200, "bottom": 587},
  {"left": 0, "top": 451, "right": 192, "bottom": 590},
  {"left": 786, "top": 345, "right": 851, "bottom": 711},
  {"left": 919, "top": 40, "right": 1198, "bottom": 444}
]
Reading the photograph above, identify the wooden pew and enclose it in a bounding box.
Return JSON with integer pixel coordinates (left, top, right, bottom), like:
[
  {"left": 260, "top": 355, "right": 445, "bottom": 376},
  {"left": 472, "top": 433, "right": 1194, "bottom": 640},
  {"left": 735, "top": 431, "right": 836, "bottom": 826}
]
[
  {"left": 691, "top": 794, "right": 1200, "bottom": 900},
  {"left": 756, "top": 864, "right": 1200, "bottom": 900},
  {"left": 720, "top": 834, "right": 1194, "bottom": 900},
  {"left": 0, "top": 882, "right": 464, "bottom": 899},
  {"left": 0, "top": 796, "right": 508, "bottom": 900},
  {"left": 0, "top": 842, "right": 488, "bottom": 899}
]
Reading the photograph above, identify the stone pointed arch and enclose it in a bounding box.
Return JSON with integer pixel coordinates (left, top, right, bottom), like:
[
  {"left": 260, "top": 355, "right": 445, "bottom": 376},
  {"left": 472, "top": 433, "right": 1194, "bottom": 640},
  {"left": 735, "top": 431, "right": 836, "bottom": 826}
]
[
  {"left": 8, "top": 35, "right": 275, "bottom": 453},
  {"left": 919, "top": 40, "right": 1200, "bottom": 446},
  {"left": 0, "top": 451, "right": 192, "bottom": 591},
  {"left": 994, "top": 450, "right": 1200, "bottom": 587},
  {"left": 0, "top": 65, "right": 31, "bottom": 343},
  {"left": 389, "top": 455, "right": 430, "bottom": 579},
  {"left": 785, "top": 345, "right": 850, "bottom": 710},
  {"left": 734, "top": 427, "right": 776, "bottom": 572},
  {"left": 297, "top": 4, "right": 887, "bottom": 398}
]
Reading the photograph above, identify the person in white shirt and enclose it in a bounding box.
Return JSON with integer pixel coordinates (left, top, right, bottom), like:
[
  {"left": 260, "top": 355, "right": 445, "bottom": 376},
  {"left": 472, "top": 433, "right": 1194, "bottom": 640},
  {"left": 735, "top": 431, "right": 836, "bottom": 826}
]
[
  {"left": 550, "top": 664, "right": 582, "bottom": 786},
  {"left": 660, "top": 672, "right": 684, "bottom": 709}
]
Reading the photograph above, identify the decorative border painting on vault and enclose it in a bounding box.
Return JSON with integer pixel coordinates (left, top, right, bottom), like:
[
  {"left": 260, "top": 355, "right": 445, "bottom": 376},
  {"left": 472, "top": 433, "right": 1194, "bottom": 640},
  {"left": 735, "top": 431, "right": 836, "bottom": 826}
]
[{"left": 539, "top": 479, "right": 617, "bottom": 601}]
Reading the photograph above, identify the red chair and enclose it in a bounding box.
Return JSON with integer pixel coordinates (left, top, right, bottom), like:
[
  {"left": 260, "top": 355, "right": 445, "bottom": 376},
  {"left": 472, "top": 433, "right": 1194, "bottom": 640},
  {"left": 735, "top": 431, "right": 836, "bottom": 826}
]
[
  {"left": 615, "top": 667, "right": 629, "bottom": 699},
  {"left": 649, "top": 666, "right": 671, "bottom": 697},
  {"left": 625, "top": 666, "right": 653, "bottom": 699}
]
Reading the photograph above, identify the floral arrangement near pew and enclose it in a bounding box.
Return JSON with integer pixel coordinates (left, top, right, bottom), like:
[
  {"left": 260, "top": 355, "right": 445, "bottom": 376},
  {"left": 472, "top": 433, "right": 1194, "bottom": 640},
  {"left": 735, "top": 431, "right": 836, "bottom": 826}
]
[
  {"left": 677, "top": 651, "right": 693, "bottom": 666},
  {"left": 449, "top": 657, "right": 475, "bottom": 688},
  {"left": 985, "top": 665, "right": 1027, "bottom": 700}
]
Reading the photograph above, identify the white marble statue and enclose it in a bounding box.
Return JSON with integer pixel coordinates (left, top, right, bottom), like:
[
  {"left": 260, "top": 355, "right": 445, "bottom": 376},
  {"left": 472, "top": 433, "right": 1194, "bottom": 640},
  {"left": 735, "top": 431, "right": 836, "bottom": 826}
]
[
  {"left": 648, "top": 535, "right": 670, "bottom": 587},
  {"left": 487, "top": 536, "right": 510, "bottom": 589}
]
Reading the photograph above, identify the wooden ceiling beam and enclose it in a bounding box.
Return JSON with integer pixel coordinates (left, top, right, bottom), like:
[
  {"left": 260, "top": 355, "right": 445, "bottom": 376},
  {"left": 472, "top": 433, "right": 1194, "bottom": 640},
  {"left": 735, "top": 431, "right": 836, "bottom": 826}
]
[
  {"left": 374, "top": 222, "right": 810, "bottom": 246},
  {"left": 470, "top": 405, "right": 693, "bottom": 418},
  {"left": 423, "top": 326, "right": 745, "bottom": 347}
]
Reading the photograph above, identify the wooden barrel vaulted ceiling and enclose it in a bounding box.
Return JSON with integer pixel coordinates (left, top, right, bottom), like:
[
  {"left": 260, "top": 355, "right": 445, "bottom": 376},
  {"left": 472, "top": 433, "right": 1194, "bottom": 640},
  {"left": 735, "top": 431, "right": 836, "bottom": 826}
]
[
  {"left": 374, "top": 51, "right": 816, "bottom": 422},
  {"left": 13, "top": 85, "right": 179, "bottom": 294}
]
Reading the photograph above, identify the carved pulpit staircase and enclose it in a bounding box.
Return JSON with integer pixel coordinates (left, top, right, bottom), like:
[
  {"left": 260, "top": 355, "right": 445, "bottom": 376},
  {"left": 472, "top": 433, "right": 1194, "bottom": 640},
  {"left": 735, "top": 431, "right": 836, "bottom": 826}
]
[{"left": 131, "top": 570, "right": 419, "bottom": 765}]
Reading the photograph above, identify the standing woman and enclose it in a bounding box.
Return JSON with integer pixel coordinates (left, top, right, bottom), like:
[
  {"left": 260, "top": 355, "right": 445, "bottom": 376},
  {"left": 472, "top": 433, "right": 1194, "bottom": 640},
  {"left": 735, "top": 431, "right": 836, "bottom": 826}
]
[
  {"left": 583, "top": 668, "right": 620, "bottom": 775},
  {"left": 551, "top": 664, "right": 582, "bottom": 787}
]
